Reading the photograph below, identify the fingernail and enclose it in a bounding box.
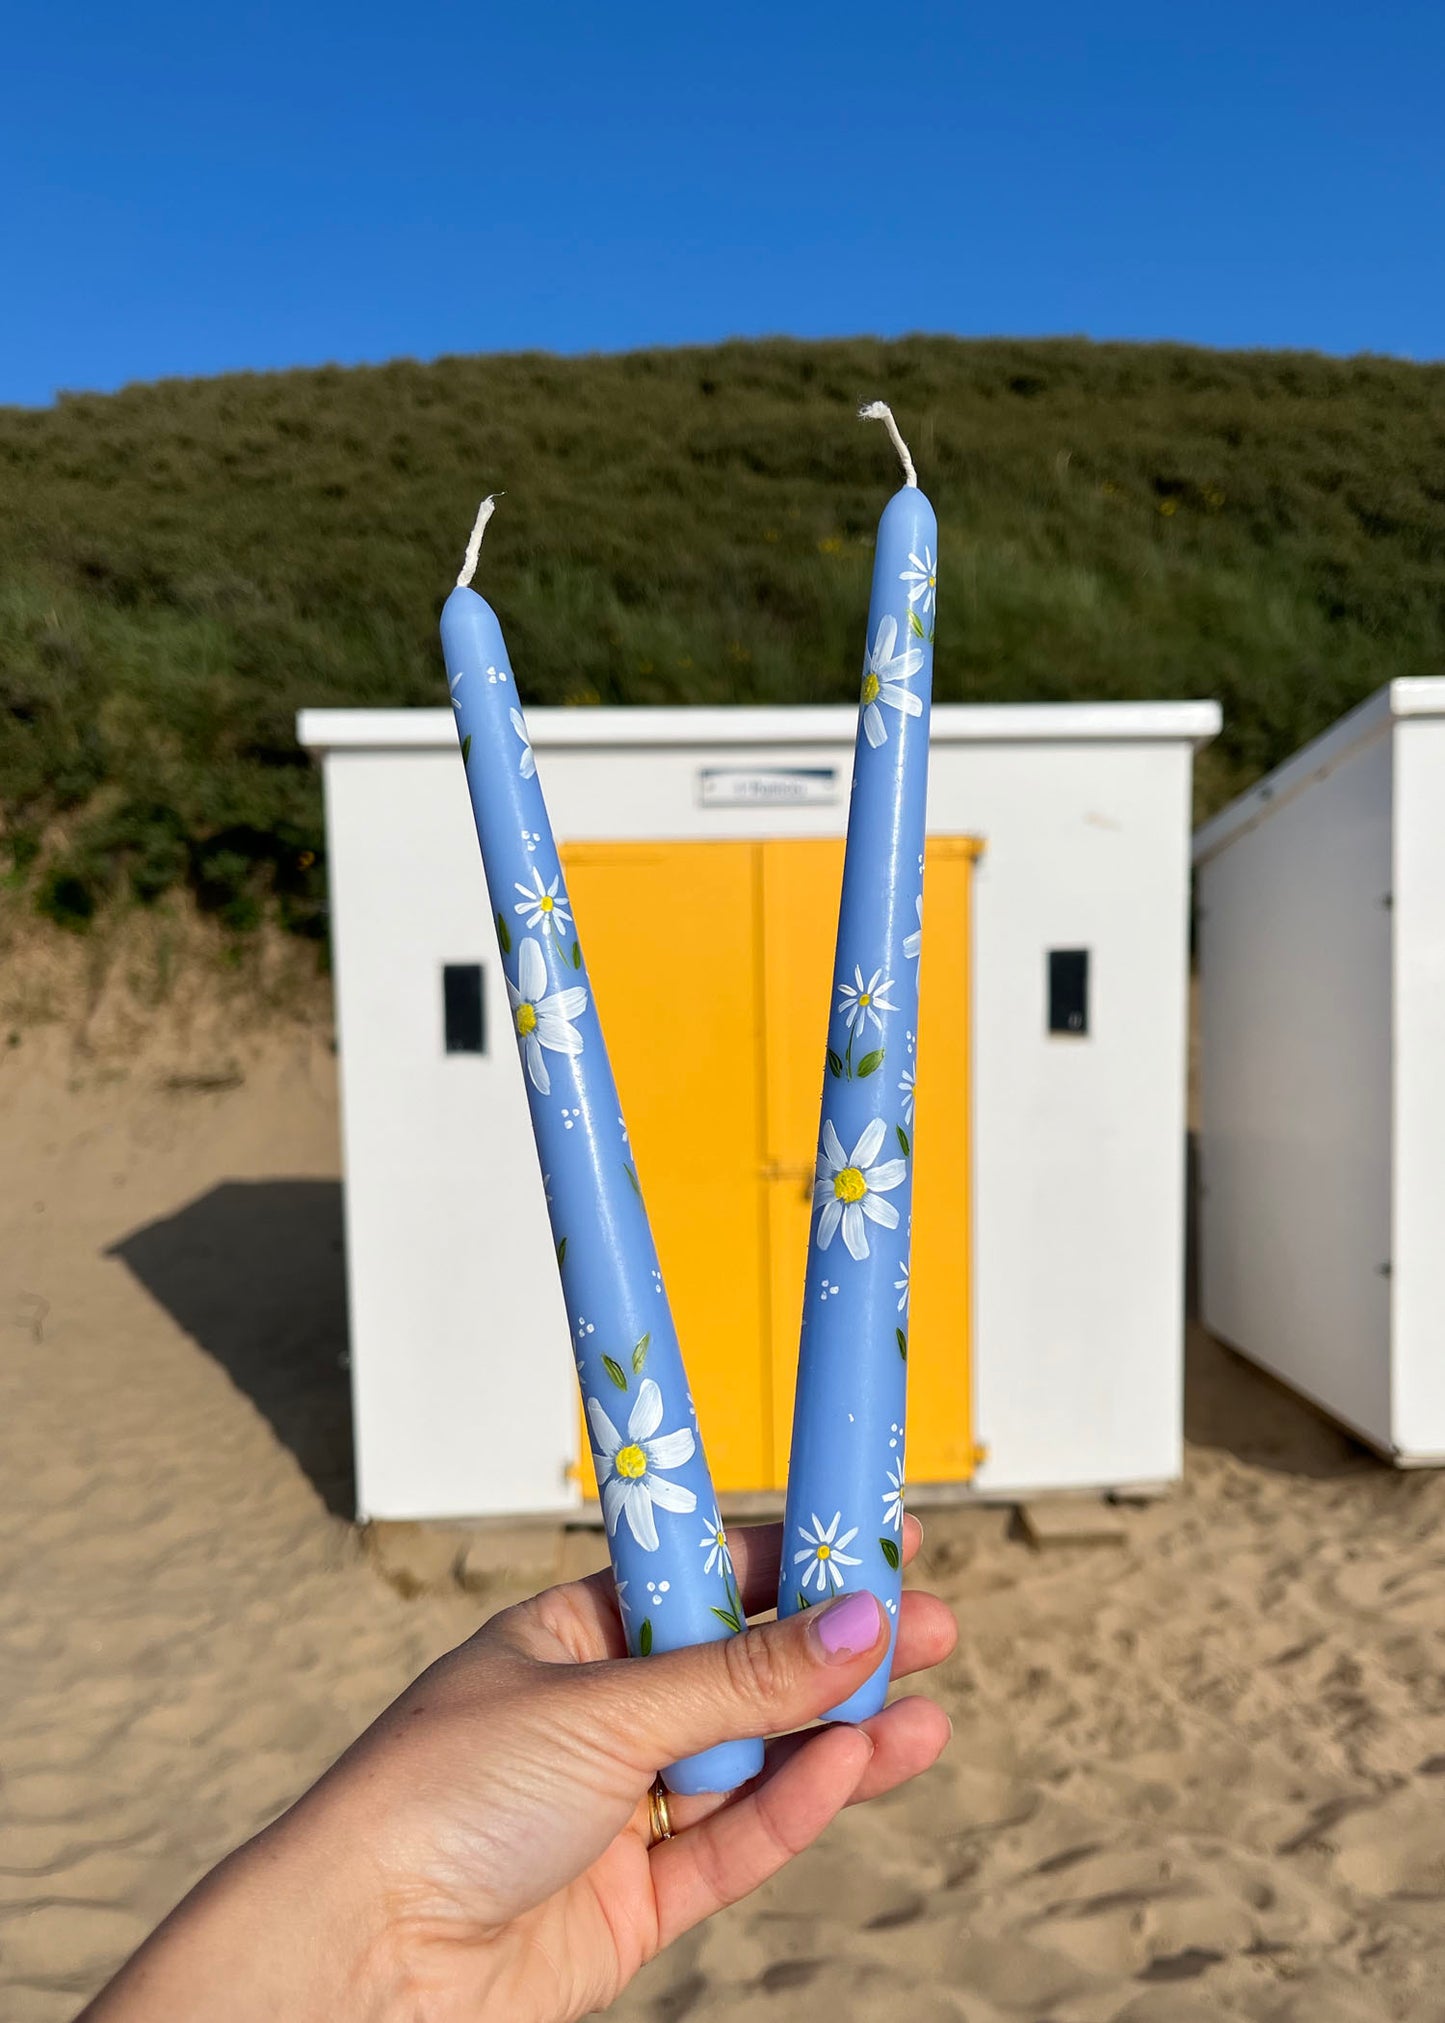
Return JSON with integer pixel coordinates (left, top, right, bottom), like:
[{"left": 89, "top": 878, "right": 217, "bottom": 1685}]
[{"left": 810, "top": 1590, "right": 883, "bottom": 1663}]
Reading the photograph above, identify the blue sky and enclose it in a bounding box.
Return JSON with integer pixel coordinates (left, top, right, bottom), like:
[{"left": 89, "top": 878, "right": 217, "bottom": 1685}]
[{"left": 3, "top": 1, "right": 1441, "bottom": 407}]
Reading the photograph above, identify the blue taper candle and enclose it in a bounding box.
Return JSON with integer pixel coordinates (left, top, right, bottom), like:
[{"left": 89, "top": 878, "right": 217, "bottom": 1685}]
[
  {"left": 777, "top": 405, "right": 937, "bottom": 1721},
  {"left": 441, "top": 499, "right": 764, "bottom": 1797}
]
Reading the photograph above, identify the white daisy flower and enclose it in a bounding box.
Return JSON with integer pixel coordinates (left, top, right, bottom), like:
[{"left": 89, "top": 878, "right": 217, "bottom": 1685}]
[
  {"left": 904, "top": 892, "right": 922, "bottom": 967},
  {"left": 836, "top": 964, "right": 896, "bottom": 1038},
  {"left": 813, "top": 1118, "right": 908, "bottom": 1261},
  {"left": 794, "top": 1511, "right": 862, "bottom": 1595},
  {"left": 898, "top": 1066, "right": 916, "bottom": 1126},
  {"left": 513, "top": 866, "right": 573, "bottom": 938},
  {"left": 588, "top": 1378, "right": 697, "bottom": 1552},
  {"left": 448, "top": 668, "right": 466, "bottom": 714},
  {"left": 895, "top": 1260, "right": 910, "bottom": 1314},
  {"left": 882, "top": 1459, "right": 905, "bottom": 1532},
  {"left": 860, "top": 614, "right": 924, "bottom": 750},
  {"left": 510, "top": 706, "right": 536, "bottom": 780},
  {"left": 699, "top": 1506, "right": 733, "bottom": 1579},
  {"left": 900, "top": 545, "right": 937, "bottom": 615},
  {"left": 506, "top": 937, "right": 586, "bottom": 1096}
]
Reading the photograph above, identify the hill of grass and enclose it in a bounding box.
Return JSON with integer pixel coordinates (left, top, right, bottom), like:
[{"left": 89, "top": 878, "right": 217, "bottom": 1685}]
[{"left": 1, "top": 335, "right": 1442, "bottom": 940}]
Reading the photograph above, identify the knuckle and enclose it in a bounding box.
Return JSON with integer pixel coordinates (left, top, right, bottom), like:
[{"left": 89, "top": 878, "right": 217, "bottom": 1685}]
[{"left": 722, "top": 1625, "right": 786, "bottom": 1707}]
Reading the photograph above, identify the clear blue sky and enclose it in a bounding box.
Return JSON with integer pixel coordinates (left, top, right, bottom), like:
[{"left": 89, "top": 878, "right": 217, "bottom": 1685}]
[{"left": 4, "top": 1, "right": 1441, "bottom": 407}]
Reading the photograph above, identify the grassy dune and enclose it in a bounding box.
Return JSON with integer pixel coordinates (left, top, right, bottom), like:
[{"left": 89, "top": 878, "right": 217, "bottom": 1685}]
[{"left": 2, "top": 335, "right": 1442, "bottom": 938}]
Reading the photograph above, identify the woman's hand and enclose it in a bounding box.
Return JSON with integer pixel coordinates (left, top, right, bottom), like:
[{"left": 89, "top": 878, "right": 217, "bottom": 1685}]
[{"left": 84, "top": 1517, "right": 956, "bottom": 2023}]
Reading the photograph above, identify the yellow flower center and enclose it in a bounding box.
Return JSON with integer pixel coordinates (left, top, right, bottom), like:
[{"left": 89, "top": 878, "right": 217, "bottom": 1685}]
[
  {"left": 615, "top": 1442, "right": 648, "bottom": 1480},
  {"left": 816, "top": 1542, "right": 832, "bottom": 1560},
  {"left": 858, "top": 991, "right": 871, "bottom": 1007},
  {"left": 714, "top": 1529, "right": 726, "bottom": 1548},
  {"left": 861, "top": 671, "right": 880, "bottom": 705},
  {"left": 833, "top": 1166, "right": 867, "bottom": 1204},
  {"left": 515, "top": 1002, "right": 538, "bottom": 1036},
  {"left": 539, "top": 894, "right": 554, "bottom": 912},
  {"left": 929, "top": 572, "right": 936, "bottom": 588}
]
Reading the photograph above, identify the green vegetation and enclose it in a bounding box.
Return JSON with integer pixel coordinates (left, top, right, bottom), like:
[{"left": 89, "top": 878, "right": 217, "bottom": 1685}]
[{"left": 1, "top": 335, "right": 1442, "bottom": 940}]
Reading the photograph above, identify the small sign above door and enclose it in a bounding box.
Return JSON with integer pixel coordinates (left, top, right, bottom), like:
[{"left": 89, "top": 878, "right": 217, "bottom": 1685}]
[{"left": 698, "top": 766, "right": 842, "bottom": 808}]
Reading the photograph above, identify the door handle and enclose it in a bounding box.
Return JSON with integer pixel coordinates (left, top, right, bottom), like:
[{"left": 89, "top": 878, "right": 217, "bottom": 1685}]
[{"left": 761, "top": 1159, "right": 816, "bottom": 1202}]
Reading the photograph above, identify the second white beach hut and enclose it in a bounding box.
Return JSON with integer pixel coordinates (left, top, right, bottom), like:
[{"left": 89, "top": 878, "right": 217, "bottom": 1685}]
[
  {"left": 300, "top": 699, "right": 1218, "bottom": 1522},
  {"left": 1194, "top": 678, "right": 1445, "bottom": 1465}
]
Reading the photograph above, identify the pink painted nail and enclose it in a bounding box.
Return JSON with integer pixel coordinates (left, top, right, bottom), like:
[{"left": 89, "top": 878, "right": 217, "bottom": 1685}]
[{"left": 811, "top": 1590, "right": 883, "bottom": 1663}]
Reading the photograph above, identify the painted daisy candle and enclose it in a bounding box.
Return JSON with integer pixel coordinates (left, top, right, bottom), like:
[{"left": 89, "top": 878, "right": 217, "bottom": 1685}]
[
  {"left": 777, "top": 405, "right": 936, "bottom": 1722},
  {"left": 441, "top": 498, "right": 764, "bottom": 1798}
]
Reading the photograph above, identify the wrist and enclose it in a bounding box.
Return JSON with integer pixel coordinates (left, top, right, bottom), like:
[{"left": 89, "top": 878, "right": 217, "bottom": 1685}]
[{"left": 83, "top": 1789, "right": 405, "bottom": 2023}]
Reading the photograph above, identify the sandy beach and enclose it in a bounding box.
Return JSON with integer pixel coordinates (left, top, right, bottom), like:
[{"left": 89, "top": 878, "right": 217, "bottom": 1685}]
[{"left": 4, "top": 986, "right": 1445, "bottom": 2021}]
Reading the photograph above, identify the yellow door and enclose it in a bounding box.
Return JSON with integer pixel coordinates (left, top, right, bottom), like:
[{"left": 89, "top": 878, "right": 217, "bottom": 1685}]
[{"left": 561, "top": 835, "right": 978, "bottom": 1496}]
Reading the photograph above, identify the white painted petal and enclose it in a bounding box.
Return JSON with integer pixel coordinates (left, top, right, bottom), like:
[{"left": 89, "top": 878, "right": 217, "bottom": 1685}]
[
  {"left": 880, "top": 683, "right": 924, "bottom": 717},
  {"left": 817, "top": 1199, "right": 843, "bottom": 1249},
  {"left": 533, "top": 1016, "right": 582, "bottom": 1059},
  {"left": 587, "top": 1398, "right": 622, "bottom": 1458},
  {"left": 872, "top": 615, "right": 899, "bottom": 665},
  {"left": 833, "top": 1548, "right": 862, "bottom": 1568},
  {"left": 629, "top": 1377, "right": 664, "bottom": 1442},
  {"left": 834, "top": 1526, "right": 859, "bottom": 1550},
  {"left": 863, "top": 1156, "right": 907, "bottom": 1193},
  {"left": 851, "top": 1117, "right": 888, "bottom": 1168},
  {"left": 509, "top": 706, "right": 528, "bottom": 741},
  {"left": 813, "top": 1175, "right": 836, "bottom": 1209},
  {"left": 821, "top": 1120, "right": 847, "bottom": 1171},
  {"left": 517, "top": 937, "right": 547, "bottom": 1002},
  {"left": 645, "top": 1428, "right": 695, "bottom": 1470},
  {"left": 646, "top": 1474, "right": 697, "bottom": 1515},
  {"left": 524, "top": 1036, "right": 551, "bottom": 1095},
  {"left": 601, "top": 1475, "right": 629, "bottom": 1535},
  {"left": 520, "top": 750, "right": 537, "bottom": 780},
  {"left": 860, "top": 1192, "right": 900, "bottom": 1229},
  {"left": 841, "top": 1202, "right": 869, "bottom": 1259},
  {"left": 816, "top": 1512, "right": 837, "bottom": 1542},
  {"left": 541, "top": 985, "right": 588, "bottom": 1021},
  {"left": 827, "top": 1558, "right": 845, "bottom": 1589},
  {"left": 505, "top": 976, "right": 522, "bottom": 1011},
  {"left": 623, "top": 1483, "right": 660, "bottom": 1552},
  {"left": 863, "top": 702, "right": 886, "bottom": 749},
  {"left": 793, "top": 1547, "right": 815, "bottom": 1565}
]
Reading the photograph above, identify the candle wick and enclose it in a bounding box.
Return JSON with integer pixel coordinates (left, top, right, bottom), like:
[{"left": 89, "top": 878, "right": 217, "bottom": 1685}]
[
  {"left": 858, "top": 402, "right": 918, "bottom": 488},
  {"left": 456, "top": 493, "right": 504, "bottom": 589}
]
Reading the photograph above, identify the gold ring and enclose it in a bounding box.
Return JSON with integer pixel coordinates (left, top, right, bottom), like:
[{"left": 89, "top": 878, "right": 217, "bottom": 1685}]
[{"left": 647, "top": 1779, "right": 674, "bottom": 1846}]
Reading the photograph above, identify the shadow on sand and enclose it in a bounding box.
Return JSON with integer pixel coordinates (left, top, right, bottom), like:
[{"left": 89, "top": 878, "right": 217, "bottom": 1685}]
[{"left": 108, "top": 1179, "right": 355, "bottom": 1518}]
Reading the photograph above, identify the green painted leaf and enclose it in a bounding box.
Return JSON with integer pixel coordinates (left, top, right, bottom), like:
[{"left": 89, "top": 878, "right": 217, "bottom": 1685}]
[
  {"left": 639, "top": 1618, "right": 653, "bottom": 1656},
  {"left": 496, "top": 911, "right": 512, "bottom": 955},
  {"left": 857, "top": 1048, "right": 884, "bottom": 1078},
  {"left": 555, "top": 1236, "right": 567, "bottom": 1267},
  {"left": 896, "top": 1327, "right": 908, "bottom": 1361},
  {"left": 797, "top": 1591, "right": 812, "bottom": 1610},
  {"left": 602, "top": 1354, "right": 628, "bottom": 1391},
  {"left": 710, "top": 1605, "right": 743, "bottom": 1633},
  {"left": 907, "top": 608, "right": 925, "bottom": 639},
  {"left": 632, "top": 1333, "right": 651, "bottom": 1373},
  {"left": 460, "top": 733, "right": 473, "bottom": 763},
  {"left": 880, "top": 1536, "right": 902, "bottom": 1570},
  {"left": 895, "top": 1124, "right": 910, "bottom": 1156},
  {"left": 624, "top": 1162, "right": 642, "bottom": 1197},
  {"left": 827, "top": 1048, "right": 845, "bottom": 1079},
  {"left": 572, "top": 939, "right": 583, "bottom": 969}
]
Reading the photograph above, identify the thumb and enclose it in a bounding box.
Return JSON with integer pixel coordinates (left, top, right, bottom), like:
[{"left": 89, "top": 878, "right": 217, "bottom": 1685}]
[{"left": 598, "top": 1590, "right": 888, "bottom": 1769}]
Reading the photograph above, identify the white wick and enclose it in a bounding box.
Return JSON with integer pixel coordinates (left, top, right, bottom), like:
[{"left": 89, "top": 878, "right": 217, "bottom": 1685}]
[
  {"left": 456, "top": 493, "right": 503, "bottom": 589},
  {"left": 858, "top": 402, "right": 918, "bottom": 488}
]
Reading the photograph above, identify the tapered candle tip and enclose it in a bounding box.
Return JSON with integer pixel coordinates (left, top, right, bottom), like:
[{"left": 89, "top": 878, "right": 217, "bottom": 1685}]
[
  {"left": 456, "top": 493, "right": 504, "bottom": 589},
  {"left": 858, "top": 403, "right": 918, "bottom": 488}
]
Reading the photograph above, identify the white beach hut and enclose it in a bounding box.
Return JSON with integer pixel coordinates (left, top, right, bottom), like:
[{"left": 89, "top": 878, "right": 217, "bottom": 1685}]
[
  {"left": 1194, "top": 678, "right": 1445, "bottom": 1464},
  {"left": 299, "top": 699, "right": 1218, "bottom": 1522}
]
